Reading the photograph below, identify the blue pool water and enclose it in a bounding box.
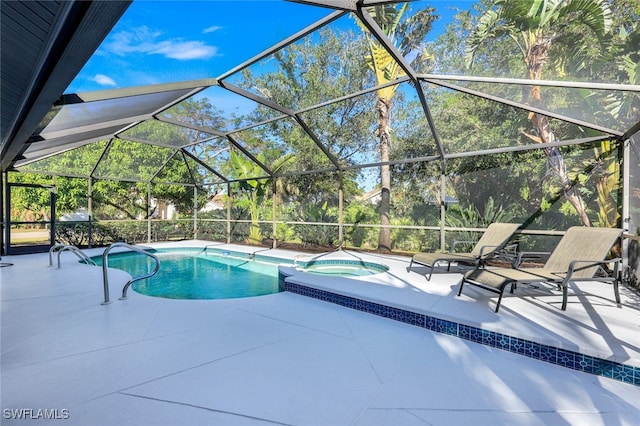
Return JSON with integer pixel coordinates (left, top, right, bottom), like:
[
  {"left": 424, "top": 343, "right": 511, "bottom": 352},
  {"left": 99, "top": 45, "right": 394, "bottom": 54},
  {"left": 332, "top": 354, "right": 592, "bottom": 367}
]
[
  {"left": 95, "top": 249, "right": 282, "bottom": 300},
  {"left": 93, "top": 248, "right": 389, "bottom": 300}
]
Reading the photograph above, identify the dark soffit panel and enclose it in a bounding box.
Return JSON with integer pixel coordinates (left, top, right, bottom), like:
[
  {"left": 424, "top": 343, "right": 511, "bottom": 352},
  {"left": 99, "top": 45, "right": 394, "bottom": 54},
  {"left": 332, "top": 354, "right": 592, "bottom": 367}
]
[{"left": 1, "top": 0, "right": 132, "bottom": 171}]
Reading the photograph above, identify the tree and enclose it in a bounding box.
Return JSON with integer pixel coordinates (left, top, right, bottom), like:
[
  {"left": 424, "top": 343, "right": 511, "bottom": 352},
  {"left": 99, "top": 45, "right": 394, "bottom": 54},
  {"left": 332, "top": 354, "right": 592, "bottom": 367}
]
[
  {"left": 356, "top": 3, "right": 437, "bottom": 251},
  {"left": 236, "top": 28, "right": 378, "bottom": 235},
  {"left": 575, "top": 1, "right": 639, "bottom": 228},
  {"left": 229, "top": 150, "right": 296, "bottom": 244},
  {"left": 465, "top": 0, "right": 613, "bottom": 227}
]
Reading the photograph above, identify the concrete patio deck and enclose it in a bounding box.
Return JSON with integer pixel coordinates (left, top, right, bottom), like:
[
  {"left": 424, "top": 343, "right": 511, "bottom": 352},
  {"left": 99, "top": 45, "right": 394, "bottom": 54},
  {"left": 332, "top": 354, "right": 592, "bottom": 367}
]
[{"left": 2, "top": 240, "right": 639, "bottom": 425}]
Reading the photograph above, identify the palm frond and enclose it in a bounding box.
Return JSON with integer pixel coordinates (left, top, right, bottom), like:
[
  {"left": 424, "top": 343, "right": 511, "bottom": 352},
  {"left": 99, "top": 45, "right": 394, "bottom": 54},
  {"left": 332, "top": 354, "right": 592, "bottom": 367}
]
[
  {"left": 560, "top": 0, "right": 612, "bottom": 39},
  {"left": 464, "top": 7, "right": 515, "bottom": 69},
  {"left": 271, "top": 153, "right": 296, "bottom": 175}
]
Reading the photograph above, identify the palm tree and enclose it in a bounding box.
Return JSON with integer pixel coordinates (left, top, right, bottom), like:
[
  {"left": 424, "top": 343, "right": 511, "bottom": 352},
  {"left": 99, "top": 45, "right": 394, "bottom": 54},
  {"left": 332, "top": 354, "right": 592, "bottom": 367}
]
[
  {"left": 229, "top": 150, "right": 296, "bottom": 244},
  {"left": 465, "top": 0, "right": 612, "bottom": 227},
  {"left": 356, "top": 3, "right": 437, "bottom": 251}
]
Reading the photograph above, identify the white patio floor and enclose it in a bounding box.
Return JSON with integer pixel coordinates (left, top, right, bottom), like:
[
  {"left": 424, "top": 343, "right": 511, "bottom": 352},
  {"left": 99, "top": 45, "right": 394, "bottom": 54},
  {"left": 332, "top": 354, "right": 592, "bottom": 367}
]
[{"left": 2, "top": 240, "right": 639, "bottom": 425}]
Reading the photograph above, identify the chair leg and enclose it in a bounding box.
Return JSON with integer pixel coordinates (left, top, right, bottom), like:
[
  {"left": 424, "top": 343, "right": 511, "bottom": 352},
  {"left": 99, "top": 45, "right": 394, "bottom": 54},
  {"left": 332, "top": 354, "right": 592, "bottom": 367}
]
[
  {"left": 426, "top": 265, "right": 434, "bottom": 281},
  {"left": 408, "top": 259, "right": 413, "bottom": 273},
  {"left": 495, "top": 281, "right": 516, "bottom": 313},
  {"left": 457, "top": 279, "right": 465, "bottom": 296},
  {"left": 613, "top": 261, "right": 621, "bottom": 304},
  {"left": 494, "top": 288, "right": 505, "bottom": 313},
  {"left": 561, "top": 284, "right": 568, "bottom": 311}
]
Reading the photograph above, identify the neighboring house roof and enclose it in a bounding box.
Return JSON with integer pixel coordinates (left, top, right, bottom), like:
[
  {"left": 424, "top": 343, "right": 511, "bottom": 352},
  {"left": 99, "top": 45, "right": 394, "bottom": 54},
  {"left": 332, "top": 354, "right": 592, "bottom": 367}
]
[{"left": 358, "top": 188, "right": 381, "bottom": 203}]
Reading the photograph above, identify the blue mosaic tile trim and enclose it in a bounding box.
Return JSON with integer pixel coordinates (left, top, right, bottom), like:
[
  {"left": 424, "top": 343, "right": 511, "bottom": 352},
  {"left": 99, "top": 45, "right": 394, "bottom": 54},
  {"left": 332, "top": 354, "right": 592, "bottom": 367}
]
[{"left": 284, "top": 281, "right": 640, "bottom": 387}]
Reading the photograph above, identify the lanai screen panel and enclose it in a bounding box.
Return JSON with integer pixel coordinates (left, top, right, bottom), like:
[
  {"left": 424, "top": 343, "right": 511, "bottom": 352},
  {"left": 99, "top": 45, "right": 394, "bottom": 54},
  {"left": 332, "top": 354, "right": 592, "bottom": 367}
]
[
  {"left": 157, "top": 86, "right": 278, "bottom": 133},
  {"left": 230, "top": 122, "right": 335, "bottom": 176},
  {"left": 444, "top": 140, "right": 623, "bottom": 248},
  {"left": 422, "top": 83, "right": 614, "bottom": 154},
  {"left": 185, "top": 137, "right": 235, "bottom": 181},
  {"left": 423, "top": 84, "right": 528, "bottom": 153},
  {"left": 428, "top": 0, "right": 624, "bottom": 84},
  {"left": 223, "top": 13, "right": 382, "bottom": 113},
  {"left": 17, "top": 124, "right": 130, "bottom": 165},
  {"left": 93, "top": 139, "right": 175, "bottom": 181},
  {"left": 19, "top": 87, "right": 201, "bottom": 165},
  {"left": 37, "top": 89, "right": 194, "bottom": 135},
  {"left": 390, "top": 83, "right": 439, "bottom": 160},
  {"left": 17, "top": 140, "right": 109, "bottom": 177},
  {"left": 297, "top": 91, "right": 378, "bottom": 169},
  {"left": 388, "top": 161, "right": 442, "bottom": 252},
  {"left": 435, "top": 79, "right": 638, "bottom": 135},
  {"left": 119, "top": 119, "right": 206, "bottom": 148},
  {"left": 182, "top": 154, "right": 222, "bottom": 185},
  {"left": 153, "top": 152, "right": 196, "bottom": 185}
]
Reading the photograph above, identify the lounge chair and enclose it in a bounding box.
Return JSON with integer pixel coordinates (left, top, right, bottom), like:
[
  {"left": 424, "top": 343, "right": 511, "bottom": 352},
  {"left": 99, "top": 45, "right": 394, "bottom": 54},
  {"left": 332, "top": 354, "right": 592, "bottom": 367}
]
[
  {"left": 408, "top": 223, "right": 521, "bottom": 280},
  {"left": 458, "top": 226, "right": 622, "bottom": 312}
]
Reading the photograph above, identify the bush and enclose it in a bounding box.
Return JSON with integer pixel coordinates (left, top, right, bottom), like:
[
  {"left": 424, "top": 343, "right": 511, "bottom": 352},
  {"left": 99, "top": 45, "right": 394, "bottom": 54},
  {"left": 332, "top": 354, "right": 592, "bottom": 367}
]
[
  {"left": 55, "top": 221, "right": 121, "bottom": 247},
  {"left": 196, "top": 220, "right": 227, "bottom": 241},
  {"left": 151, "top": 220, "right": 192, "bottom": 241},
  {"left": 295, "top": 223, "right": 339, "bottom": 248},
  {"left": 390, "top": 218, "right": 425, "bottom": 252}
]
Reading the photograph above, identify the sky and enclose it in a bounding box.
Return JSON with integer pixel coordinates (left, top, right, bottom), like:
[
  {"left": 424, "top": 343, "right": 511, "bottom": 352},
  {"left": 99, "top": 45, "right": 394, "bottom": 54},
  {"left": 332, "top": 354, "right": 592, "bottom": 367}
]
[{"left": 66, "top": 0, "right": 475, "bottom": 94}]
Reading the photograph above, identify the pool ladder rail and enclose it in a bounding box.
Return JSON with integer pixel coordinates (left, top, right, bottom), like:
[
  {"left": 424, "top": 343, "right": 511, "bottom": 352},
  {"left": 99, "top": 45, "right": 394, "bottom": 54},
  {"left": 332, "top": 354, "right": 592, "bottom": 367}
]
[
  {"left": 49, "top": 243, "right": 97, "bottom": 269},
  {"left": 48, "top": 242, "right": 161, "bottom": 305},
  {"left": 103, "top": 242, "right": 161, "bottom": 304}
]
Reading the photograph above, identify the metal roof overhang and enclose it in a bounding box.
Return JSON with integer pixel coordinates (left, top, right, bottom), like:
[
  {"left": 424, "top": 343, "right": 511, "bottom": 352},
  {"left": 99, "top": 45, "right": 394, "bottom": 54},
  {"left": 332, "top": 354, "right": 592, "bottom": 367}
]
[
  {"left": 1, "top": 0, "right": 132, "bottom": 171},
  {"left": 12, "top": 81, "right": 213, "bottom": 167}
]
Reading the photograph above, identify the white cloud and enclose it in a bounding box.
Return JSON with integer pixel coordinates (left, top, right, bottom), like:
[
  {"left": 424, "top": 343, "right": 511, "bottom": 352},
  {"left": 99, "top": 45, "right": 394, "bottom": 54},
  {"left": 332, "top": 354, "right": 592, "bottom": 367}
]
[
  {"left": 104, "top": 26, "right": 217, "bottom": 60},
  {"left": 92, "top": 74, "right": 117, "bottom": 86},
  {"left": 203, "top": 25, "right": 222, "bottom": 34},
  {"left": 150, "top": 40, "right": 218, "bottom": 60}
]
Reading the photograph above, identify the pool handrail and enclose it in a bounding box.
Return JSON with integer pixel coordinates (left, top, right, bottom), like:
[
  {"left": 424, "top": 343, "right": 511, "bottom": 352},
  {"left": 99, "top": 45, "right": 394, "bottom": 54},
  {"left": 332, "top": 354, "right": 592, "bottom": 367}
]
[
  {"left": 49, "top": 243, "right": 97, "bottom": 268},
  {"left": 101, "top": 242, "right": 160, "bottom": 305},
  {"left": 202, "top": 244, "right": 224, "bottom": 254}
]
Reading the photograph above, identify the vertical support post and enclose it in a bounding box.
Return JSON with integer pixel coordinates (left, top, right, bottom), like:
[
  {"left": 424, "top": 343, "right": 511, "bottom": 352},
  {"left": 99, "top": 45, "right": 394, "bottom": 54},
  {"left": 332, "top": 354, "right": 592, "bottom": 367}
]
[
  {"left": 440, "top": 174, "right": 446, "bottom": 252},
  {"left": 0, "top": 171, "right": 5, "bottom": 256},
  {"left": 49, "top": 186, "right": 56, "bottom": 247},
  {"left": 3, "top": 173, "right": 10, "bottom": 255},
  {"left": 272, "top": 179, "right": 277, "bottom": 249},
  {"left": 622, "top": 138, "right": 631, "bottom": 273},
  {"left": 193, "top": 185, "right": 198, "bottom": 240},
  {"left": 88, "top": 177, "right": 93, "bottom": 248},
  {"left": 226, "top": 182, "right": 231, "bottom": 244},
  {"left": 147, "top": 183, "right": 152, "bottom": 243},
  {"left": 338, "top": 172, "right": 344, "bottom": 249}
]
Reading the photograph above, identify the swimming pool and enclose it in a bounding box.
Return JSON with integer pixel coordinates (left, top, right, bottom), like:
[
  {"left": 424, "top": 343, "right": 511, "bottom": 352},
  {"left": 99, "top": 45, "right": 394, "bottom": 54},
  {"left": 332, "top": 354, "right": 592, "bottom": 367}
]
[
  {"left": 95, "top": 248, "right": 282, "bottom": 300},
  {"left": 93, "top": 247, "right": 389, "bottom": 300}
]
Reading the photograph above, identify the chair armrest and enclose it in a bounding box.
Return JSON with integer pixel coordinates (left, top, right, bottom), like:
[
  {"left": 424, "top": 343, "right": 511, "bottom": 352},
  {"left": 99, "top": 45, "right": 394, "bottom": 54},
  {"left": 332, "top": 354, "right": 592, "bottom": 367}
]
[
  {"left": 515, "top": 251, "right": 551, "bottom": 267},
  {"left": 558, "top": 258, "right": 622, "bottom": 281},
  {"left": 490, "top": 243, "right": 519, "bottom": 266},
  {"left": 477, "top": 244, "right": 502, "bottom": 258}
]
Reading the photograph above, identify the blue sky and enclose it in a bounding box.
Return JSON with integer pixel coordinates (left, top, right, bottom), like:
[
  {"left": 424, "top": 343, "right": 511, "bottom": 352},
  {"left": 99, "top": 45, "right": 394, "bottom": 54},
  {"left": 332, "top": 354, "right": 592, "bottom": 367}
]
[{"left": 67, "top": 0, "right": 475, "bottom": 94}]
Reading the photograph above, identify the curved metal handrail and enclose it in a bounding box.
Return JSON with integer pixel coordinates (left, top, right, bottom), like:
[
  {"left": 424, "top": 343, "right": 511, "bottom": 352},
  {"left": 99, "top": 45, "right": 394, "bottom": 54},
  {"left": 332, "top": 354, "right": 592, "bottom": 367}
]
[
  {"left": 49, "top": 243, "right": 97, "bottom": 268},
  {"left": 201, "top": 244, "right": 223, "bottom": 254},
  {"left": 101, "top": 242, "right": 160, "bottom": 305},
  {"left": 49, "top": 243, "right": 67, "bottom": 266}
]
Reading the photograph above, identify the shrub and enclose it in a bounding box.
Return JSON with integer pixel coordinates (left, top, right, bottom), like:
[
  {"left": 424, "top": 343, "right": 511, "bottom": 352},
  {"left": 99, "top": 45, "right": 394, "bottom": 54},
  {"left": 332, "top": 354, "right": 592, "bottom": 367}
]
[{"left": 55, "top": 221, "right": 121, "bottom": 247}]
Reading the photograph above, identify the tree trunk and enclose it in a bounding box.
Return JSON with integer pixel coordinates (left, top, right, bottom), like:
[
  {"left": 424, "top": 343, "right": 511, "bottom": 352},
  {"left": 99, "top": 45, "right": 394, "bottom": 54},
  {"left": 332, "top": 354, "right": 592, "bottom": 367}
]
[
  {"left": 377, "top": 97, "right": 392, "bottom": 252},
  {"left": 532, "top": 113, "right": 591, "bottom": 226},
  {"left": 527, "top": 41, "right": 591, "bottom": 226}
]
